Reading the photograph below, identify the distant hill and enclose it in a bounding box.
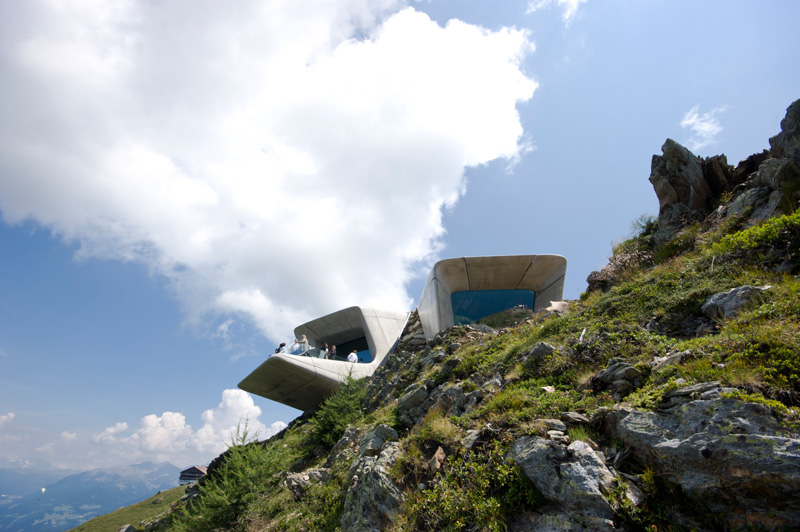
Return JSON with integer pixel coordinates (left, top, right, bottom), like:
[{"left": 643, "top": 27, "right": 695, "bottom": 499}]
[
  {"left": 66, "top": 486, "right": 186, "bottom": 532},
  {"left": 0, "top": 462, "right": 180, "bottom": 532},
  {"left": 0, "top": 460, "right": 77, "bottom": 500}
]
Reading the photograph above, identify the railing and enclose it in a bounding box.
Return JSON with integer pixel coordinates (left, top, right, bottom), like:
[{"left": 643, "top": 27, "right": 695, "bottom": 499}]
[{"left": 277, "top": 344, "right": 350, "bottom": 361}]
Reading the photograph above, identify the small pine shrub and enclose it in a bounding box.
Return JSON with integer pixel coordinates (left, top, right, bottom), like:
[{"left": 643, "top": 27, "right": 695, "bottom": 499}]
[
  {"left": 308, "top": 376, "right": 369, "bottom": 448},
  {"left": 171, "top": 423, "right": 289, "bottom": 532}
]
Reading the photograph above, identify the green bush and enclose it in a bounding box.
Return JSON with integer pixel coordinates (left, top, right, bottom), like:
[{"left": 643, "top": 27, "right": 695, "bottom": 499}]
[
  {"left": 308, "top": 376, "right": 369, "bottom": 448},
  {"left": 409, "top": 441, "right": 542, "bottom": 532},
  {"left": 171, "top": 424, "right": 291, "bottom": 532}
]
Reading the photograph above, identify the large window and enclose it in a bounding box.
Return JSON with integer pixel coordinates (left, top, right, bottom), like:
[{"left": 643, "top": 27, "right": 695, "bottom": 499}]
[
  {"left": 451, "top": 289, "right": 536, "bottom": 325},
  {"left": 334, "top": 337, "right": 371, "bottom": 363}
]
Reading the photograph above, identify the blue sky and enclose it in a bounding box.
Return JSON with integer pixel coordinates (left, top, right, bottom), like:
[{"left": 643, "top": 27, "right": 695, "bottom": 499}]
[{"left": 1, "top": 0, "right": 798, "bottom": 470}]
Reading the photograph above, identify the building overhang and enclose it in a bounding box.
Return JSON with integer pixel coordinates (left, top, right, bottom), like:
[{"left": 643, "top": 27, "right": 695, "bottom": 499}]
[
  {"left": 417, "top": 254, "right": 567, "bottom": 339},
  {"left": 238, "top": 306, "right": 408, "bottom": 412}
]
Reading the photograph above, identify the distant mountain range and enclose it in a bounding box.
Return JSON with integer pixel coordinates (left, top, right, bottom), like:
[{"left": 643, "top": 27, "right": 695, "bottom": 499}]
[{"left": 0, "top": 461, "right": 180, "bottom": 532}]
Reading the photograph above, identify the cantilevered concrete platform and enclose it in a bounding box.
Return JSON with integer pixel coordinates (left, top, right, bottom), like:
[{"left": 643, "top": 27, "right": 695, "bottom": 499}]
[
  {"left": 238, "top": 307, "right": 408, "bottom": 412},
  {"left": 417, "top": 255, "right": 567, "bottom": 340}
]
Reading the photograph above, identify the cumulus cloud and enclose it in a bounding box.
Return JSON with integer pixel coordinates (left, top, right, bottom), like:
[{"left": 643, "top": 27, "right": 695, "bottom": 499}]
[
  {"left": 90, "top": 389, "right": 285, "bottom": 467},
  {"left": 526, "top": 0, "right": 588, "bottom": 24},
  {"left": 0, "top": 0, "right": 537, "bottom": 346},
  {"left": 680, "top": 104, "right": 727, "bottom": 152},
  {"left": 0, "top": 412, "right": 14, "bottom": 427},
  {"left": 61, "top": 431, "right": 78, "bottom": 440}
]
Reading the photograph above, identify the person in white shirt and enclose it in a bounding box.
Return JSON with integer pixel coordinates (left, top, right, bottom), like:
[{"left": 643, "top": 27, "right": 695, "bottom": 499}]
[{"left": 347, "top": 350, "right": 358, "bottom": 363}]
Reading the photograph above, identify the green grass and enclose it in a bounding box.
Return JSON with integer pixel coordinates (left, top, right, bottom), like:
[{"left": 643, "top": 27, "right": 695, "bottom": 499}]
[{"left": 67, "top": 485, "right": 186, "bottom": 532}]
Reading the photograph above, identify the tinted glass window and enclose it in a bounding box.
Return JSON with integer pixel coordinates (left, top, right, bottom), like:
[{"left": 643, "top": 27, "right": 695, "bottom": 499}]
[{"left": 451, "top": 289, "right": 535, "bottom": 325}]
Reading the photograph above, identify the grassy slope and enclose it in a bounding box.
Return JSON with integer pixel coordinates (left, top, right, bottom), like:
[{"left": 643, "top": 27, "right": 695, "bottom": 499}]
[
  {"left": 66, "top": 485, "right": 186, "bottom": 532},
  {"left": 144, "top": 210, "right": 800, "bottom": 531}
]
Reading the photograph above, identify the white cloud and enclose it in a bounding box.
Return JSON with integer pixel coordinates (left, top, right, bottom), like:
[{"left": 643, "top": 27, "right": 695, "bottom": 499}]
[
  {"left": 0, "top": 0, "right": 536, "bottom": 346},
  {"left": 61, "top": 431, "right": 78, "bottom": 440},
  {"left": 92, "top": 422, "right": 129, "bottom": 443},
  {"left": 88, "top": 389, "right": 285, "bottom": 467},
  {"left": 526, "top": 0, "right": 587, "bottom": 24},
  {"left": 680, "top": 104, "right": 727, "bottom": 152},
  {"left": 0, "top": 412, "right": 14, "bottom": 427}
]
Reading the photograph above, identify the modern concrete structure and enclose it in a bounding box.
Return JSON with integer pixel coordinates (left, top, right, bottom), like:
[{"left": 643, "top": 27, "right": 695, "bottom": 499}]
[
  {"left": 238, "top": 307, "right": 408, "bottom": 412},
  {"left": 240, "top": 254, "right": 566, "bottom": 412},
  {"left": 417, "top": 255, "right": 567, "bottom": 340}
]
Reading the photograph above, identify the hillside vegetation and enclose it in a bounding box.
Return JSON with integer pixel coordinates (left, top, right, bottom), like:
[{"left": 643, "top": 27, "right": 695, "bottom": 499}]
[
  {"left": 134, "top": 100, "right": 800, "bottom": 532},
  {"left": 66, "top": 486, "right": 185, "bottom": 532}
]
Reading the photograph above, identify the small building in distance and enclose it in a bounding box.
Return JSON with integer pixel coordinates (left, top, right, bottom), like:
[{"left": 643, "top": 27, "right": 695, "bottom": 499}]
[{"left": 179, "top": 466, "right": 207, "bottom": 485}]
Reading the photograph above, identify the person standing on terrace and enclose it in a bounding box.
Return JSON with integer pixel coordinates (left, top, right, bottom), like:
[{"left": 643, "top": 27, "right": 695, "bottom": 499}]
[{"left": 347, "top": 350, "right": 358, "bottom": 363}]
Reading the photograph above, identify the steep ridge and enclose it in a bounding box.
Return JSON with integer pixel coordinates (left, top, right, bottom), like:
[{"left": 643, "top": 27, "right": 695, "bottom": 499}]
[{"left": 135, "top": 99, "right": 800, "bottom": 532}]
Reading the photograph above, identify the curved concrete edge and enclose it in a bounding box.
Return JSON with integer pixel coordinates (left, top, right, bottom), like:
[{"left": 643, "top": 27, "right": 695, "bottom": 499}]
[
  {"left": 417, "top": 254, "right": 567, "bottom": 340},
  {"left": 294, "top": 306, "right": 408, "bottom": 368},
  {"left": 239, "top": 307, "right": 408, "bottom": 412}
]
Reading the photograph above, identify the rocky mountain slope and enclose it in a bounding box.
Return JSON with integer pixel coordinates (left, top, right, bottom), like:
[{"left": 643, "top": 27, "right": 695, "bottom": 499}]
[{"left": 136, "top": 99, "right": 799, "bottom": 532}]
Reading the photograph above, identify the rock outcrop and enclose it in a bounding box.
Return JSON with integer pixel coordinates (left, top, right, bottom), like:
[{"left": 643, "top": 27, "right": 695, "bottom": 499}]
[
  {"left": 340, "top": 425, "right": 404, "bottom": 532},
  {"left": 604, "top": 393, "right": 800, "bottom": 529}
]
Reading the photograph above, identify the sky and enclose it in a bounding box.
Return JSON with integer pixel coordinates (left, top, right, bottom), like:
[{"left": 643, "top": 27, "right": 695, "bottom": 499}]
[{"left": 0, "top": 0, "right": 798, "bottom": 471}]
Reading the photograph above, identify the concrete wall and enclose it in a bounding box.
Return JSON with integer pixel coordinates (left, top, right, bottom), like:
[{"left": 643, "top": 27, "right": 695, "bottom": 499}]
[
  {"left": 238, "top": 306, "right": 408, "bottom": 412},
  {"left": 417, "top": 255, "right": 567, "bottom": 340}
]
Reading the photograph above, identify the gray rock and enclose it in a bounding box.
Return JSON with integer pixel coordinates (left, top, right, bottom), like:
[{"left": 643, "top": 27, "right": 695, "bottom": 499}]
[
  {"left": 561, "top": 412, "right": 591, "bottom": 425},
  {"left": 649, "top": 139, "right": 712, "bottom": 245},
  {"left": 341, "top": 441, "right": 404, "bottom": 532},
  {"left": 542, "top": 418, "right": 567, "bottom": 432},
  {"left": 357, "top": 424, "right": 399, "bottom": 458},
  {"left": 509, "top": 505, "right": 615, "bottom": 531},
  {"left": 510, "top": 437, "right": 616, "bottom": 527},
  {"left": 651, "top": 350, "right": 690, "bottom": 371},
  {"left": 325, "top": 426, "right": 362, "bottom": 467},
  {"left": 397, "top": 383, "right": 429, "bottom": 413},
  {"left": 769, "top": 98, "right": 800, "bottom": 163},
  {"left": 285, "top": 468, "right": 329, "bottom": 500},
  {"left": 753, "top": 157, "right": 800, "bottom": 190},
  {"left": 591, "top": 360, "right": 643, "bottom": 399},
  {"left": 118, "top": 526, "right": 137, "bottom": 532},
  {"left": 725, "top": 186, "right": 771, "bottom": 219},
  {"left": 750, "top": 188, "right": 787, "bottom": 222},
  {"left": 603, "top": 396, "right": 800, "bottom": 528},
  {"left": 701, "top": 285, "right": 769, "bottom": 321}
]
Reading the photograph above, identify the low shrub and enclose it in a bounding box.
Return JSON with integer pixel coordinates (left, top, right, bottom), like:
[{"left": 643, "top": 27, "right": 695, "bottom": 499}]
[
  {"left": 308, "top": 376, "right": 369, "bottom": 448},
  {"left": 408, "top": 440, "right": 542, "bottom": 532}
]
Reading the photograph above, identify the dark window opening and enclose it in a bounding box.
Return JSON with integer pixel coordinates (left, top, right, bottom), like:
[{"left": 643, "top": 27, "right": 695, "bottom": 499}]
[
  {"left": 332, "top": 336, "right": 371, "bottom": 363},
  {"left": 451, "top": 289, "right": 536, "bottom": 325}
]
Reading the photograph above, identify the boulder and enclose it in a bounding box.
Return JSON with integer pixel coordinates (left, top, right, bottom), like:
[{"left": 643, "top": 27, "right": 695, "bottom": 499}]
[
  {"left": 325, "top": 426, "right": 362, "bottom": 467},
  {"left": 590, "top": 359, "right": 643, "bottom": 399},
  {"left": 358, "top": 424, "right": 399, "bottom": 458},
  {"left": 341, "top": 440, "right": 404, "bottom": 532},
  {"left": 284, "top": 468, "right": 329, "bottom": 500},
  {"left": 769, "top": 98, "right": 800, "bottom": 163},
  {"left": 510, "top": 437, "right": 616, "bottom": 529},
  {"left": 118, "top": 526, "right": 137, "bottom": 532},
  {"left": 603, "top": 396, "right": 800, "bottom": 529},
  {"left": 397, "top": 383, "right": 429, "bottom": 413},
  {"left": 701, "top": 285, "right": 769, "bottom": 321},
  {"left": 649, "top": 139, "right": 713, "bottom": 245}
]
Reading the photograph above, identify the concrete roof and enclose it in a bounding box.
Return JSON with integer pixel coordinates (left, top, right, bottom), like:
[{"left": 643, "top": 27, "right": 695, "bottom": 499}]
[
  {"left": 417, "top": 254, "right": 567, "bottom": 339},
  {"left": 238, "top": 306, "right": 408, "bottom": 412}
]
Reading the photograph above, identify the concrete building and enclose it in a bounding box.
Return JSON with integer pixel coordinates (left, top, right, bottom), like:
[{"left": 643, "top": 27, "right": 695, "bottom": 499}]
[
  {"left": 238, "top": 307, "right": 408, "bottom": 412},
  {"left": 239, "top": 254, "right": 566, "bottom": 412},
  {"left": 417, "top": 255, "right": 567, "bottom": 339}
]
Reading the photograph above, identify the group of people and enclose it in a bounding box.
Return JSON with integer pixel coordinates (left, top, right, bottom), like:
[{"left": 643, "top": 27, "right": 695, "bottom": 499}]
[{"left": 273, "top": 336, "right": 360, "bottom": 363}]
